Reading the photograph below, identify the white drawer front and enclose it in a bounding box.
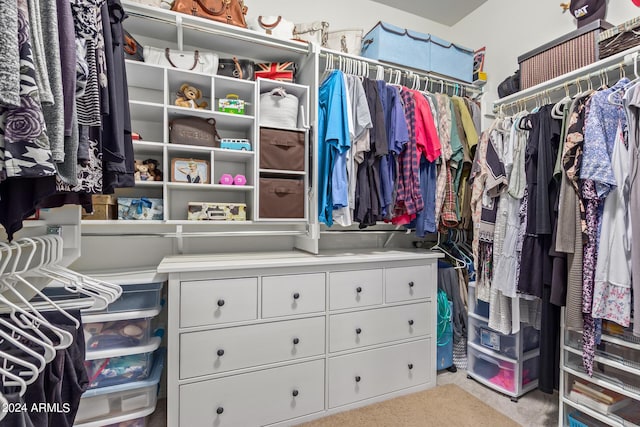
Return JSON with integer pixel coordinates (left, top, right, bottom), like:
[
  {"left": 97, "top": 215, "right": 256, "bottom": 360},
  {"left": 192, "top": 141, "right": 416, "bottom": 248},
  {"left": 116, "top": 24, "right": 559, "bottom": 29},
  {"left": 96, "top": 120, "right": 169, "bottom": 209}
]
[
  {"left": 385, "top": 264, "right": 434, "bottom": 303},
  {"left": 180, "top": 317, "right": 325, "bottom": 379},
  {"left": 328, "top": 339, "right": 432, "bottom": 408},
  {"left": 262, "top": 273, "right": 326, "bottom": 318},
  {"left": 329, "top": 303, "right": 430, "bottom": 352},
  {"left": 329, "top": 269, "right": 383, "bottom": 310},
  {"left": 180, "top": 277, "right": 257, "bottom": 328},
  {"left": 180, "top": 360, "right": 325, "bottom": 427}
]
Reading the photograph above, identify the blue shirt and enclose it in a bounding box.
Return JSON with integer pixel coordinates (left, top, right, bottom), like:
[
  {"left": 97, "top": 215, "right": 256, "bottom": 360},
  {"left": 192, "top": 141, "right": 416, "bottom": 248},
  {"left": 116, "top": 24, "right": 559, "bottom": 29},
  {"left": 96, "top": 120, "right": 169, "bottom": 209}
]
[{"left": 318, "top": 71, "right": 350, "bottom": 225}]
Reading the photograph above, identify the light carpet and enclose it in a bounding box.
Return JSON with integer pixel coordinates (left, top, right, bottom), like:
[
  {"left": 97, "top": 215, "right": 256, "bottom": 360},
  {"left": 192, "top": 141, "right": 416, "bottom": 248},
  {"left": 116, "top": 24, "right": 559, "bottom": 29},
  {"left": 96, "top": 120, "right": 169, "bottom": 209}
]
[{"left": 296, "top": 383, "right": 520, "bottom": 427}]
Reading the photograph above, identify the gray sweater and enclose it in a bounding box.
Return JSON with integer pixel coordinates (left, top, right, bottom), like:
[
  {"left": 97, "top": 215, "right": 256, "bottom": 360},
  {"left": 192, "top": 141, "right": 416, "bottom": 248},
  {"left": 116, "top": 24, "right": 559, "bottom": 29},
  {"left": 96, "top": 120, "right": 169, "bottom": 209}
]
[
  {"left": 0, "top": 0, "right": 20, "bottom": 108},
  {"left": 40, "top": 0, "right": 66, "bottom": 164}
]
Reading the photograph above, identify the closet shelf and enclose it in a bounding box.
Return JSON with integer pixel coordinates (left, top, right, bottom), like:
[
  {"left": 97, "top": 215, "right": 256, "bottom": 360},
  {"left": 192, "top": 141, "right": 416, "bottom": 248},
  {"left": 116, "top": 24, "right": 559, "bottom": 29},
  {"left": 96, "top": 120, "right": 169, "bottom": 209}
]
[
  {"left": 121, "top": 1, "right": 310, "bottom": 61},
  {"left": 259, "top": 169, "right": 306, "bottom": 176},
  {"left": 166, "top": 183, "right": 254, "bottom": 192},
  {"left": 134, "top": 181, "right": 163, "bottom": 187},
  {"left": 561, "top": 397, "right": 623, "bottom": 427},
  {"left": 468, "top": 311, "right": 489, "bottom": 323},
  {"left": 129, "top": 101, "right": 164, "bottom": 122}
]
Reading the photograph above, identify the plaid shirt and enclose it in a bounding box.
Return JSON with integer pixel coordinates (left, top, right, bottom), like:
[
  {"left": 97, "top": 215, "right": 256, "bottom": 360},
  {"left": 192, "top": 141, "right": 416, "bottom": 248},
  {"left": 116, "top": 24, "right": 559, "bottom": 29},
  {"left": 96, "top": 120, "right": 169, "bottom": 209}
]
[{"left": 393, "top": 91, "right": 424, "bottom": 224}]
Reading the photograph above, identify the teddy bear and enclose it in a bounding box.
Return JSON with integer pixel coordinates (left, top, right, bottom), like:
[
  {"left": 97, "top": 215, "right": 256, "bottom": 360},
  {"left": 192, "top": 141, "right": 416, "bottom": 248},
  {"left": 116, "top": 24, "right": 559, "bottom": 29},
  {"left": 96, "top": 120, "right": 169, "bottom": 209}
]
[
  {"left": 143, "top": 158, "right": 163, "bottom": 181},
  {"left": 175, "top": 83, "right": 208, "bottom": 109},
  {"left": 135, "top": 163, "right": 152, "bottom": 181}
]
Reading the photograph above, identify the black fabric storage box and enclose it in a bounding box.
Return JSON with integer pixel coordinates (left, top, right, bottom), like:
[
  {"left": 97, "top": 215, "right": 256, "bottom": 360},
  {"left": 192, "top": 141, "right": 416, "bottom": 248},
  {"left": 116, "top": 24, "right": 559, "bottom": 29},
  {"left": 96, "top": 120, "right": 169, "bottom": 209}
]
[
  {"left": 259, "top": 177, "right": 304, "bottom": 219},
  {"left": 259, "top": 127, "right": 305, "bottom": 171},
  {"left": 518, "top": 20, "right": 612, "bottom": 89}
]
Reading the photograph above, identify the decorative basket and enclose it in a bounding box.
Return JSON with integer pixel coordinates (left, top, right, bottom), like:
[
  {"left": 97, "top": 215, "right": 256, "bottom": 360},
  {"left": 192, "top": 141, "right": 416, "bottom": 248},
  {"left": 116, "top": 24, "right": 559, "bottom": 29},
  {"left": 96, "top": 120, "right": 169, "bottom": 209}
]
[{"left": 599, "top": 17, "right": 640, "bottom": 60}]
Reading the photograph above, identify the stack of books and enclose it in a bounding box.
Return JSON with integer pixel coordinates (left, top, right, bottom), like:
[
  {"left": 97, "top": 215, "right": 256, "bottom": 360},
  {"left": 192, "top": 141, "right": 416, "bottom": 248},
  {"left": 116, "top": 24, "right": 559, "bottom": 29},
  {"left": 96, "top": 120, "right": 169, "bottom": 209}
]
[{"left": 568, "top": 380, "right": 631, "bottom": 413}]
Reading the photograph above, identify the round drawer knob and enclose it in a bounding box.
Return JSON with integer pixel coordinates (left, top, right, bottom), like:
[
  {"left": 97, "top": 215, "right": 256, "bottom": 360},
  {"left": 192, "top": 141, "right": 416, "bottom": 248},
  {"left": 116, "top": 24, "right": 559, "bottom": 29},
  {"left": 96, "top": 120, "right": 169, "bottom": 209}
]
[
  {"left": 217, "top": 349, "right": 225, "bottom": 357},
  {"left": 355, "top": 376, "right": 361, "bottom": 383},
  {"left": 356, "top": 286, "right": 363, "bottom": 293},
  {"left": 293, "top": 338, "right": 300, "bottom": 345},
  {"left": 217, "top": 299, "right": 225, "bottom": 307},
  {"left": 356, "top": 328, "right": 362, "bottom": 335},
  {"left": 293, "top": 292, "right": 300, "bottom": 300},
  {"left": 409, "top": 281, "right": 415, "bottom": 288},
  {"left": 292, "top": 390, "right": 299, "bottom": 397},
  {"left": 408, "top": 363, "right": 414, "bottom": 370},
  {"left": 216, "top": 407, "right": 224, "bottom": 415},
  {"left": 408, "top": 320, "right": 414, "bottom": 326}
]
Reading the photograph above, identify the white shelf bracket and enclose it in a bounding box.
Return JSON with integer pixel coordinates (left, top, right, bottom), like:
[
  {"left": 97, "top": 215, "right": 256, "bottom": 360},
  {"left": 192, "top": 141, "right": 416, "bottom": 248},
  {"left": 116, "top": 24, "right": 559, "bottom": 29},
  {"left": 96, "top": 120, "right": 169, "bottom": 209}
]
[
  {"left": 176, "top": 14, "right": 184, "bottom": 50},
  {"left": 176, "top": 224, "right": 184, "bottom": 254}
]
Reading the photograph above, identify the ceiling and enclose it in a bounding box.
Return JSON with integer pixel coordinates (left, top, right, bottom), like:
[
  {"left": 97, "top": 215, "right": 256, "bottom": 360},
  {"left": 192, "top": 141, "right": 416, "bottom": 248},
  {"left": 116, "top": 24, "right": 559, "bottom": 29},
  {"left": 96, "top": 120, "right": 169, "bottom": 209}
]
[{"left": 370, "top": 0, "right": 487, "bottom": 26}]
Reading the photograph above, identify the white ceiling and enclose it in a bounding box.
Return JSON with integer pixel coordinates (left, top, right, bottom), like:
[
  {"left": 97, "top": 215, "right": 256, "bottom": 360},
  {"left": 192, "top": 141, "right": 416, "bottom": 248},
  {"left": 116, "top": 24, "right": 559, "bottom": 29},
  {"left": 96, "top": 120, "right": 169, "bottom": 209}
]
[{"left": 370, "top": 0, "right": 488, "bottom": 26}]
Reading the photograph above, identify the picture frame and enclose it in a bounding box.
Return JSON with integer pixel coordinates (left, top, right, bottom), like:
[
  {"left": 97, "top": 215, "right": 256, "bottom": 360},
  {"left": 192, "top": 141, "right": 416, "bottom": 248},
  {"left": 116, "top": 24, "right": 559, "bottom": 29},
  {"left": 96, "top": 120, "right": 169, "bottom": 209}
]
[{"left": 171, "top": 158, "right": 210, "bottom": 184}]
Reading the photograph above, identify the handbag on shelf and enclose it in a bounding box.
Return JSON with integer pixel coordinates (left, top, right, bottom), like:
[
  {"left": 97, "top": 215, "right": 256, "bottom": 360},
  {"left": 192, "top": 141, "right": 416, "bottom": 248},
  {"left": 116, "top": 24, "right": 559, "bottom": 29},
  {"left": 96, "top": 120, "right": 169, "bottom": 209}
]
[
  {"left": 497, "top": 70, "right": 520, "bottom": 98},
  {"left": 171, "top": 0, "right": 248, "bottom": 28},
  {"left": 255, "top": 62, "right": 296, "bottom": 82},
  {"left": 143, "top": 46, "right": 219, "bottom": 75},
  {"left": 169, "top": 117, "right": 221, "bottom": 147},
  {"left": 218, "top": 57, "right": 255, "bottom": 80},
  {"left": 293, "top": 21, "right": 329, "bottom": 45},
  {"left": 326, "top": 29, "right": 363, "bottom": 55},
  {"left": 259, "top": 87, "right": 299, "bottom": 129},
  {"left": 123, "top": 30, "right": 144, "bottom": 61},
  {"left": 250, "top": 16, "right": 295, "bottom": 39}
]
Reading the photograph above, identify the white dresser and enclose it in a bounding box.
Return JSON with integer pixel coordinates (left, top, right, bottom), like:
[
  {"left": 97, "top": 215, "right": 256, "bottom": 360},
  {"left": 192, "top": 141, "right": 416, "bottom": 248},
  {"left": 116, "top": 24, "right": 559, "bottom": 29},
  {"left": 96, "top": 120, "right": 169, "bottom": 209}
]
[{"left": 158, "top": 250, "right": 441, "bottom": 427}]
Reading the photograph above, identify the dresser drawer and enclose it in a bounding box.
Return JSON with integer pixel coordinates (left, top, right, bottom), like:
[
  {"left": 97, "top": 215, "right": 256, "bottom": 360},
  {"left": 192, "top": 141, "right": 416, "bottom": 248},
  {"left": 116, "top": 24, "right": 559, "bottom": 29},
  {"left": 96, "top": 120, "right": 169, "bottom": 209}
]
[
  {"left": 180, "top": 360, "right": 324, "bottom": 427},
  {"left": 385, "top": 264, "right": 434, "bottom": 303},
  {"left": 328, "top": 339, "right": 432, "bottom": 408},
  {"left": 329, "top": 269, "right": 383, "bottom": 310},
  {"left": 180, "top": 317, "right": 325, "bottom": 379},
  {"left": 262, "top": 273, "right": 325, "bottom": 318},
  {"left": 329, "top": 303, "right": 431, "bottom": 352},
  {"left": 180, "top": 277, "right": 258, "bottom": 328}
]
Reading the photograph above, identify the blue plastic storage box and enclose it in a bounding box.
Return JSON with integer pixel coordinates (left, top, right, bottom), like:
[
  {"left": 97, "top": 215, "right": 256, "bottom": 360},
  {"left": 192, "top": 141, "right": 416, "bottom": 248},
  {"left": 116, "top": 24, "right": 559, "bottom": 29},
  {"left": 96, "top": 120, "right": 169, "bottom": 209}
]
[{"left": 360, "top": 21, "right": 474, "bottom": 82}]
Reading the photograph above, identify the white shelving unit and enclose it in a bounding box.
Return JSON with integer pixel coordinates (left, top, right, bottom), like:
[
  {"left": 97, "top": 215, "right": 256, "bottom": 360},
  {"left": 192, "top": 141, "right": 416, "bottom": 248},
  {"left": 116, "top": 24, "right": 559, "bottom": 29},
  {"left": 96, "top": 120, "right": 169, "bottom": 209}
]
[
  {"left": 559, "top": 315, "right": 640, "bottom": 427},
  {"left": 79, "top": 1, "right": 312, "bottom": 232},
  {"left": 466, "top": 282, "right": 541, "bottom": 401}
]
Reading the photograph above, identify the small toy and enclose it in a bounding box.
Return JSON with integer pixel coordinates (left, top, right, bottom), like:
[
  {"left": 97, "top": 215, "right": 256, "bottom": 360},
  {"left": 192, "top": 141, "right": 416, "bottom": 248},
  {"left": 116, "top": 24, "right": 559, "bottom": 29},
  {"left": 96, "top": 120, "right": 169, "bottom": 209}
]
[
  {"left": 219, "top": 174, "right": 246, "bottom": 185},
  {"left": 218, "top": 93, "right": 246, "bottom": 114},
  {"left": 219, "top": 174, "right": 234, "bottom": 185},
  {"left": 135, "top": 162, "right": 152, "bottom": 181},
  {"left": 220, "top": 138, "right": 251, "bottom": 151},
  {"left": 143, "top": 158, "right": 163, "bottom": 181},
  {"left": 175, "top": 83, "right": 208, "bottom": 109}
]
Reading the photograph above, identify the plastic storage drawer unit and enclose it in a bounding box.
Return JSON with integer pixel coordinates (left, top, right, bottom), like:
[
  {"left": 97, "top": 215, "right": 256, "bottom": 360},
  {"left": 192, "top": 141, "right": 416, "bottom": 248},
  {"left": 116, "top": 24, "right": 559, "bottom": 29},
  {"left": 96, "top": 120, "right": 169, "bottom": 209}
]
[
  {"left": 468, "top": 315, "right": 540, "bottom": 359},
  {"left": 468, "top": 343, "right": 539, "bottom": 395},
  {"left": 75, "top": 351, "right": 164, "bottom": 427},
  {"left": 85, "top": 336, "right": 161, "bottom": 390},
  {"left": 84, "top": 309, "right": 160, "bottom": 352}
]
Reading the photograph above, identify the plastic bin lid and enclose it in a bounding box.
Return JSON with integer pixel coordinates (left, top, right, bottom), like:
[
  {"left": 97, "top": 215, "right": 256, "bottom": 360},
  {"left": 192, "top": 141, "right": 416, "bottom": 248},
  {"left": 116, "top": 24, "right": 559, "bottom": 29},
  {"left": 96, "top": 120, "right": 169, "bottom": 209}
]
[
  {"left": 81, "top": 268, "right": 167, "bottom": 285},
  {"left": 82, "top": 308, "right": 161, "bottom": 323},
  {"left": 81, "top": 349, "right": 165, "bottom": 398},
  {"left": 85, "top": 336, "right": 162, "bottom": 361}
]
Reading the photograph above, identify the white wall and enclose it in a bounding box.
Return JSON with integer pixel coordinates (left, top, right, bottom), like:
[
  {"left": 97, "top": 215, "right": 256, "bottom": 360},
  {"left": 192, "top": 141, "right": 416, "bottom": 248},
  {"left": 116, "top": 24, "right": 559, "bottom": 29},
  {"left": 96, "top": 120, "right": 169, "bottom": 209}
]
[
  {"left": 449, "top": 0, "right": 640, "bottom": 122},
  {"left": 244, "top": 0, "right": 454, "bottom": 42}
]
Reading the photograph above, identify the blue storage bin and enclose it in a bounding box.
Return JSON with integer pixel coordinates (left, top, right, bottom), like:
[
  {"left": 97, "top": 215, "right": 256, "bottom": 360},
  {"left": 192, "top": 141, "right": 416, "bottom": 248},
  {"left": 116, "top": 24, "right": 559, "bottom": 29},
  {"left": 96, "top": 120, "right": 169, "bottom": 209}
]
[{"left": 360, "top": 21, "right": 474, "bottom": 82}]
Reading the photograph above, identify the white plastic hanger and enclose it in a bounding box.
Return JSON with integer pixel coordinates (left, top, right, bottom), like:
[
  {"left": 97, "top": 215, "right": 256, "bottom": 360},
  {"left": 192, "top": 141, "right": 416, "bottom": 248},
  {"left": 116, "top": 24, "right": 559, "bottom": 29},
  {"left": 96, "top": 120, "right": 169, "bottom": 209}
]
[
  {"left": 11, "top": 239, "right": 83, "bottom": 328},
  {"left": 0, "top": 359, "right": 28, "bottom": 396},
  {"left": 0, "top": 242, "right": 74, "bottom": 350},
  {"left": 0, "top": 316, "right": 56, "bottom": 363},
  {"left": 0, "top": 392, "right": 8, "bottom": 421}
]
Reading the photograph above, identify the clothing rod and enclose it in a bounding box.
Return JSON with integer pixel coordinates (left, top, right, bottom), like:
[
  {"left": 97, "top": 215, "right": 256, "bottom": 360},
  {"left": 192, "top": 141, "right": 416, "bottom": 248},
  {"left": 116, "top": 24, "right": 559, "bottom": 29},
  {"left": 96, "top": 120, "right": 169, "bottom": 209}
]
[
  {"left": 493, "top": 45, "right": 640, "bottom": 111},
  {"left": 82, "top": 230, "right": 307, "bottom": 238},
  {"left": 319, "top": 48, "right": 483, "bottom": 93}
]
